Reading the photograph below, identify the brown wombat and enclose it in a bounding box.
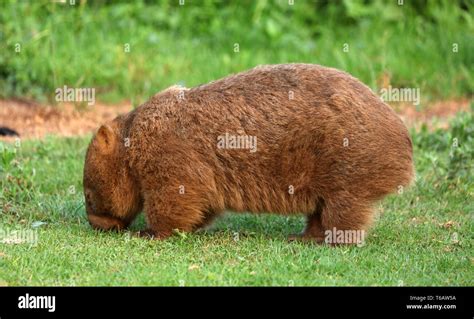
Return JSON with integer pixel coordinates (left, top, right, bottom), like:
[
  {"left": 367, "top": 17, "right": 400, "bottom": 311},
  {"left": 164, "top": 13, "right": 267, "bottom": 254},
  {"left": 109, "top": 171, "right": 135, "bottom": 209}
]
[{"left": 83, "top": 64, "right": 414, "bottom": 244}]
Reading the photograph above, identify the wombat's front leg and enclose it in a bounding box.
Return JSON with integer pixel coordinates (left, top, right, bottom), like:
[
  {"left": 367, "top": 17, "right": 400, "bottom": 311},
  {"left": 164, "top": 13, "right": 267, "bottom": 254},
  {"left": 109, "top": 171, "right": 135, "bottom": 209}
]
[{"left": 139, "top": 185, "right": 210, "bottom": 239}]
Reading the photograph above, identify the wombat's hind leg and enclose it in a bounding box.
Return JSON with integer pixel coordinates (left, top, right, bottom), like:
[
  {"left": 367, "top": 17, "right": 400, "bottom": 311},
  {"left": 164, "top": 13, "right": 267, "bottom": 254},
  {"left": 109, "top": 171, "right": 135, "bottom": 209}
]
[
  {"left": 288, "top": 199, "right": 325, "bottom": 244},
  {"left": 320, "top": 198, "right": 373, "bottom": 246},
  {"left": 192, "top": 210, "right": 220, "bottom": 231}
]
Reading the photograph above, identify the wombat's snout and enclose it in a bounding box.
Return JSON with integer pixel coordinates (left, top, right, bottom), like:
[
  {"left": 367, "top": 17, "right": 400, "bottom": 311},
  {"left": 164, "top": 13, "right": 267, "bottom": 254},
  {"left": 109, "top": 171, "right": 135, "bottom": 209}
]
[{"left": 87, "top": 214, "right": 128, "bottom": 231}]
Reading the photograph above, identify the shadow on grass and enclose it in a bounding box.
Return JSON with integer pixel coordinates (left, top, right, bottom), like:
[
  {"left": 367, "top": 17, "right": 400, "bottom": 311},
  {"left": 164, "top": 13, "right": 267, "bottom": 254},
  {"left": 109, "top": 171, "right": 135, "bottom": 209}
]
[{"left": 125, "top": 211, "right": 305, "bottom": 240}]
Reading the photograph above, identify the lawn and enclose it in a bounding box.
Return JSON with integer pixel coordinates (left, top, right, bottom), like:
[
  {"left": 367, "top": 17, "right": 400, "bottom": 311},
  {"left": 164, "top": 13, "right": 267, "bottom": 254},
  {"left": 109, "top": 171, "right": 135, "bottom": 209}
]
[{"left": 0, "top": 109, "right": 472, "bottom": 286}]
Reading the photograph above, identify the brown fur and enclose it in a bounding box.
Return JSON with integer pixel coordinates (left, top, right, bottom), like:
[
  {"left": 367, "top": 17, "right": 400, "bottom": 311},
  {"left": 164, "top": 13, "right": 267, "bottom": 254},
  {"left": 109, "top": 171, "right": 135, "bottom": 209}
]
[{"left": 83, "top": 64, "right": 414, "bottom": 244}]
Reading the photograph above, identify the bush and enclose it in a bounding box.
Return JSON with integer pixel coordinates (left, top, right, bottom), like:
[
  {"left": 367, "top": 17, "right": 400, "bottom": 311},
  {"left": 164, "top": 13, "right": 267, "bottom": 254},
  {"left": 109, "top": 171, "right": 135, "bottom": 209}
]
[
  {"left": 413, "top": 102, "right": 474, "bottom": 182},
  {"left": 1, "top": 0, "right": 472, "bottom": 102}
]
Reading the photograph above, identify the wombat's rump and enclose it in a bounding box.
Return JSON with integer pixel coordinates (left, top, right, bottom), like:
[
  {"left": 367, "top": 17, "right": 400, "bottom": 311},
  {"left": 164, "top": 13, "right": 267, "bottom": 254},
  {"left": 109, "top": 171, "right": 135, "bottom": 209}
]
[{"left": 83, "top": 64, "right": 414, "bottom": 243}]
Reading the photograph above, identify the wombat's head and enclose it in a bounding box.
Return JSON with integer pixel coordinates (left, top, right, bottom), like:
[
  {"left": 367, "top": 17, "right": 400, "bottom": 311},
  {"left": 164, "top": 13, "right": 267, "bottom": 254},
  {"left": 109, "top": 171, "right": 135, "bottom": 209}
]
[{"left": 83, "top": 118, "right": 142, "bottom": 231}]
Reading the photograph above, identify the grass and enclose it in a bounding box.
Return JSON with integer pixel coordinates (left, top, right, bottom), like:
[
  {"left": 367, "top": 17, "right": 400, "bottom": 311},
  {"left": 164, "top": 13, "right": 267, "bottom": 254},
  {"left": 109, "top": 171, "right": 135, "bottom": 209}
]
[
  {"left": 0, "top": 110, "right": 472, "bottom": 286},
  {"left": 1, "top": 0, "right": 473, "bottom": 104}
]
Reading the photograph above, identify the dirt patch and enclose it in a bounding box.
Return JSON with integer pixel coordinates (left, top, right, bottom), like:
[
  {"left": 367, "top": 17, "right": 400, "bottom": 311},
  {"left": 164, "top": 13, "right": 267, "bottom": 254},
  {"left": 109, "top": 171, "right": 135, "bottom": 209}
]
[
  {"left": 0, "top": 99, "right": 132, "bottom": 141},
  {"left": 0, "top": 98, "right": 470, "bottom": 141},
  {"left": 394, "top": 99, "right": 471, "bottom": 129}
]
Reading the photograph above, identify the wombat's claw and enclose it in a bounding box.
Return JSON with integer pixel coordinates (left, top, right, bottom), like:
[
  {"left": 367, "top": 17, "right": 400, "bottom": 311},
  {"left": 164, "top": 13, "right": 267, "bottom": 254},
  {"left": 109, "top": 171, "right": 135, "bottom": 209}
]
[
  {"left": 288, "top": 233, "right": 304, "bottom": 242},
  {"left": 136, "top": 229, "right": 155, "bottom": 239},
  {"left": 288, "top": 233, "right": 325, "bottom": 245}
]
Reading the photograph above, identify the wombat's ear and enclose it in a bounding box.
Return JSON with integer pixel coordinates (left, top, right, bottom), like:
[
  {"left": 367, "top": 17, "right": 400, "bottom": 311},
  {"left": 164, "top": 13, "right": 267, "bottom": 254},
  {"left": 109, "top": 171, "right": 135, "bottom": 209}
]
[{"left": 94, "top": 124, "right": 117, "bottom": 154}]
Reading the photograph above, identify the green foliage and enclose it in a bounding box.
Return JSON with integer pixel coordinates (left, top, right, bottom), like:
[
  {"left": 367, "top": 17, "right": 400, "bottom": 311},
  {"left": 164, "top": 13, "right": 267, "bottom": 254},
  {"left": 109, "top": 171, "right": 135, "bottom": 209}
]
[
  {"left": 0, "top": 0, "right": 472, "bottom": 103},
  {"left": 0, "top": 142, "right": 35, "bottom": 204},
  {"left": 0, "top": 137, "right": 85, "bottom": 208},
  {"left": 0, "top": 143, "right": 17, "bottom": 171},
  {"left": 413, "top": 104, "right": 474, "bottom": 182},
  {"left": 447, "top": 106, "right": 474, "bottom": 179}
]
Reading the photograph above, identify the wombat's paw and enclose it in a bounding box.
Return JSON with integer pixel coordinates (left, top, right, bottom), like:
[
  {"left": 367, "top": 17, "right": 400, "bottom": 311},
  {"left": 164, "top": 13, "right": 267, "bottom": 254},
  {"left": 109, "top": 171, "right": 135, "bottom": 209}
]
[
  {"left": 135, "top": 229, "right": 155, "bottom": 239},
  {"left": 135, "top": 229, "right": 173, "bottom": 240},
  {"left": 287, "top": 233, "right": 325, "bottom": 245}
]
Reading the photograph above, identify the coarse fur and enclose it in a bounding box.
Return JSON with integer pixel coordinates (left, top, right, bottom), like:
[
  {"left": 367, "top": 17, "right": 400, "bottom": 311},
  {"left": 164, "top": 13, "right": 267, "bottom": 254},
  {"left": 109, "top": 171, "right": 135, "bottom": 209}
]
[{"left": 83, "top": 64, "right": 414, "bottom": 243}]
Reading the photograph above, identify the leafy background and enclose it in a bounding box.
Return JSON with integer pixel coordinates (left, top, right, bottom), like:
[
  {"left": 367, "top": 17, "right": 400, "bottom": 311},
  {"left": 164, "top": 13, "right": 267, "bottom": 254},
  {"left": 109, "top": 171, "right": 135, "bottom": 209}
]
[{"left": 1, "top": 0, "right": 473, "bottom": 104}]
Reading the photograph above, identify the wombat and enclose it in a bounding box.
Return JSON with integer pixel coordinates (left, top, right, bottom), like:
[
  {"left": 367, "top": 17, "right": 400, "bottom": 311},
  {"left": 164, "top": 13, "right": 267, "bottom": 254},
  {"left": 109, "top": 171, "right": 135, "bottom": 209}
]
[{"left": 83, "top": 64, "right": 414, "bottom": 244}]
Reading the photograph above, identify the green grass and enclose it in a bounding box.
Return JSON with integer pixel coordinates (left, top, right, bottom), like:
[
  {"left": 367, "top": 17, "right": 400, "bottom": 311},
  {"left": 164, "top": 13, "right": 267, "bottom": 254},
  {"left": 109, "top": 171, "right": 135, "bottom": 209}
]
[
  {"left": 1, "top": 0, "right": 473, "bottom": 104},
  {"left": 0, "top": 111, "right": 472, "bottom": 286}
]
